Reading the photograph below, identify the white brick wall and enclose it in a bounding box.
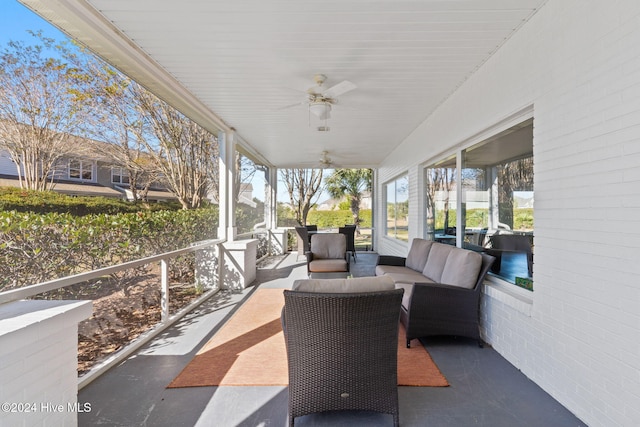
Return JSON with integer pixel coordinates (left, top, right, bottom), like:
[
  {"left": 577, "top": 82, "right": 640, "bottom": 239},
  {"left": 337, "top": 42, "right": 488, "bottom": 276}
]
[
  {"left": 375, "top": 1, "right": 640, "bottom": 425},
  {"left": 0, "top": 300, "right": 92, "bottom": 427}
]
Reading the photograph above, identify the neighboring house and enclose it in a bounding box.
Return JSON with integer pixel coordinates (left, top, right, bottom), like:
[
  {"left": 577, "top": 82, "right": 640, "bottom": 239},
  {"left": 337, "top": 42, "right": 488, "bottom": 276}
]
[
  {"left": 0, "top": 126, "right": 176, "bottom": 202},
  {"left": 238, "top": 183, "right": 257, "bottom": 208},
  {"left": 0, "top": 133, "right": 256, "bottom": 206},
  {"left": 209, "top": 183, "right": 257, "bottom": 208},
  {"left": 0, "top": 144, "right": 175, "bottom": 202}
]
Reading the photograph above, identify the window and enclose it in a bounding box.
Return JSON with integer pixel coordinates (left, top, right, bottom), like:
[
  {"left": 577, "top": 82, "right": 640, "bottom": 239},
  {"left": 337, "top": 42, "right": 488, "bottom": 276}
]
[
  {"left": 424, "top": 155, "right": 457, "bottom": 243},
  {"left": 385, "top": 175, "right": 409, "bottom": 241},
  {"left": 423, "top": 118, "right": 534, "bottom": 285},
  {"left": 235, "top": 152, "right": 266, "bottom": 236},
  {"left": 68, "top": 159, "right": 93, "bottom": 181},
  {"left": 461, "top": 119, "right": 534, "bottom": 283},
  {"left": 111, "top": 167, "right": 130, "bottom": 184}
]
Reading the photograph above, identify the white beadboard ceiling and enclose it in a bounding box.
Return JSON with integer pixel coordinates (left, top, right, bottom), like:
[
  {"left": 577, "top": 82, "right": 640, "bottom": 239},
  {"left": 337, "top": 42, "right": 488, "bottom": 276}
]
[{"left": 21, "top": 0, "right": 547, "bottom": 168}]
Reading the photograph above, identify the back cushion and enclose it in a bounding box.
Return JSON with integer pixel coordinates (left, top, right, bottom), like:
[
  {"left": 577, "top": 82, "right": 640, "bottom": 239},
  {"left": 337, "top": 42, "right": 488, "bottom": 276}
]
[
  {"left": 440, "top": 249, "right": 482, "bottom": 289},
  {"left": 405, "top": 238, "right": 433, "bottom": 272},
  {"left": 292, "top": 275, "right": 395, "bottom": 293},
  {"left": 422, "top": 243, "right": 454, "bottom": 282},
  {"left": 311, "top": 233, "right": 346, "bottom": 259}
]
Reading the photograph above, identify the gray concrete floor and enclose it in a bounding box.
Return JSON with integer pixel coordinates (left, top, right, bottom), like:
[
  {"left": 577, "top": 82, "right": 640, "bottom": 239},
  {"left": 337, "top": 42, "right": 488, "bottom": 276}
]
[{"left": 78, "top": 253, "right": 586, "bottom": 427}]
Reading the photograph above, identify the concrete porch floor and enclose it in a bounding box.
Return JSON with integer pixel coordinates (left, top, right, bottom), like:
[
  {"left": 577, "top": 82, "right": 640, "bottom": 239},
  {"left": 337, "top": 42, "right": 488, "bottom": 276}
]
[{"left": 78, "top": 252, "right": 585, "bottom": 427}]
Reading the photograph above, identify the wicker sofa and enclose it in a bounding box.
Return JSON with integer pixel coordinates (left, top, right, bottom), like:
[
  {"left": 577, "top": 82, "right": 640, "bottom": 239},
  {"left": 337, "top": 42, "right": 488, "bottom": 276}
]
[{"left": 376, "top": 238, "right": 494, "bottom": 347}]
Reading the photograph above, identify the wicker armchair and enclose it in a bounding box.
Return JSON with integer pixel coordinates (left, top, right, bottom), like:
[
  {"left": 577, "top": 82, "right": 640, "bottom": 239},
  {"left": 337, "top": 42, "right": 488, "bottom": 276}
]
[
  {"left": 306, "top": 233, "right": 349, "bottom": 277},
  {"left": 282, "top": 285, "right": 403, "bottom": 426}
]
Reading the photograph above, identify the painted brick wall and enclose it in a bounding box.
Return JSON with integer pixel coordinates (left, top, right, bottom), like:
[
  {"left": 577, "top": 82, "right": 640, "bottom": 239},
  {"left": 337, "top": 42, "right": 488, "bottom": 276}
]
[{"left": 375, "top": 1, "right": 640, "bottom": 425}]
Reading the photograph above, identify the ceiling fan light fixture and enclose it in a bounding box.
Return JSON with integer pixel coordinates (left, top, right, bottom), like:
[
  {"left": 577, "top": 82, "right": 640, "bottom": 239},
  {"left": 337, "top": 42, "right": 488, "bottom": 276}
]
[{"left": 309, "top": 101, "right": 331, "bottom": 120}]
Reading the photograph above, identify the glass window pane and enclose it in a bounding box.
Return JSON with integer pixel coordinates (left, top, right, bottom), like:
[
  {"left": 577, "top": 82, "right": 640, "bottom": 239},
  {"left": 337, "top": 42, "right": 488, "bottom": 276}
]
[
  {"left": 395, "top": 176, "right": 409, "bottom": 242},
  {"left": 235, "top": 153, "right": 266, "bottom": 237},
  {"left": 386, "top": 181, "right": 395, "bottom": 238},
  {"left": 461, "top": 119, "right": 534, "bottom": 283},
  {"left": 69, "top": 160, "right": 80, "bottom": 179},
  {"left": 82, "top": 167, "right": 92, "bottom": 180},
  {"left": 425, "top": 156, "right": 456, "bottom": 244},
  {"left": 385, "top": 175, "right": 409, "bottom": 241}
]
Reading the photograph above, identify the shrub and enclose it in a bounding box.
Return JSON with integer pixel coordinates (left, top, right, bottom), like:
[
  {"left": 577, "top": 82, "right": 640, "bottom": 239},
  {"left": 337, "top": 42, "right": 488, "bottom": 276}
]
[
  {"left": 0, "top": 187, "right": 182, "bottom": 215},
  {"left": 307, "top": 209, "right": 372, "bottom": 228},
  {"left": 0, "top": 207, "right": 219, "bottom": 291}
]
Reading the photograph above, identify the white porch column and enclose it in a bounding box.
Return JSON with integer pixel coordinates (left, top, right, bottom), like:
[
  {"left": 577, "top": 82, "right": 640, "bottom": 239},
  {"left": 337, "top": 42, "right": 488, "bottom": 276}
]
[
  {"left": 265, "top": 166, "right": 289, "bottom": 254},
  {"left": 265, "top": 166, "right": 278, "bottom": 230},
  {"left": 217, "top": 130, "right": 237, "bottom": 241}
]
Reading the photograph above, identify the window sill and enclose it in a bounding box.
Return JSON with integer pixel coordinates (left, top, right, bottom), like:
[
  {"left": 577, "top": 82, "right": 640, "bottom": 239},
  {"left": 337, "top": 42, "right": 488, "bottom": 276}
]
[{"left": 483, "top": 275, "right": 533, "bottom": 317}]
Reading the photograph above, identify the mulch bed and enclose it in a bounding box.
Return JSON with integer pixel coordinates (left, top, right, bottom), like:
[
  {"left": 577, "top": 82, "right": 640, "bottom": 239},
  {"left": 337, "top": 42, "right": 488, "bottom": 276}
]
[{"left": 30, "top": 261, "right": 203, "bottom": 376}]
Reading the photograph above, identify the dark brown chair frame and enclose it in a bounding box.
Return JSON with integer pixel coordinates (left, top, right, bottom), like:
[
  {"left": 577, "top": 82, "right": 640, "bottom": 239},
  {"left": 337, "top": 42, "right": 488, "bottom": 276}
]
[
  {"left": 282, "top": 289, "right": 403, "bottom": 426},
  {"left": 377, "top": 252, "right": 494, "bottom": 347},
  {"left": 338, "top": 226, "right": 357, "bottom": 263},
  {"left": 294, "top": 226, "right": 310, "bottom": 260}
]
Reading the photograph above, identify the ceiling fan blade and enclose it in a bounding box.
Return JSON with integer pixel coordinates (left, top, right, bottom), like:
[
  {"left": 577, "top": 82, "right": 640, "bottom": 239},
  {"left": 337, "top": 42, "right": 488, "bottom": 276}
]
[
  {"left": 275, "top": 101, "right": 305, "bottom": 110},
  {"left": 322, "top": 80, "right": 357, "bottom": 98}
]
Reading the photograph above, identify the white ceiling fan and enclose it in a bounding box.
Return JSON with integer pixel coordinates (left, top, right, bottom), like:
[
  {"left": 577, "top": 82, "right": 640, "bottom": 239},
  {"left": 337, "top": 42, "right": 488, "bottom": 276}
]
[
  {"left": 281, "top": 74, "right": 357, "bottom": 128},
  {"left": 318, "top": 150, "right": 334, "bottom": 169}
]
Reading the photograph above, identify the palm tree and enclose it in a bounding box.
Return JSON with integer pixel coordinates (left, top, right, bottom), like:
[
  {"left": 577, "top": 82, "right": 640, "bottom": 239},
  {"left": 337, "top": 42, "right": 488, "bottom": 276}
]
[{"left": 325, "top": 169, "right": 372, "bottom": 228}]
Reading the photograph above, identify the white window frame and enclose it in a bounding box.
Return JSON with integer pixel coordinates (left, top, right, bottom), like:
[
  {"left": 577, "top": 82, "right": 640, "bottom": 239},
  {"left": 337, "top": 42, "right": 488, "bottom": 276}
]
[
  {"left": 68, "top": 159, "right": 94, "bottom": 182},
  {"left": 111, "top": 166, "right": 130, "bottom": 184},
  {"left": 384, "top": 174, "right": 409, "bottom": 242}
]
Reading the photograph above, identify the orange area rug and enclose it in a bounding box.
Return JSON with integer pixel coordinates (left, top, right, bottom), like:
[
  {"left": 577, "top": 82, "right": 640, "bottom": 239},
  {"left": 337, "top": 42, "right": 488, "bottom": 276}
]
[{"left": 168, "top": 288, "right": 448, "bottom": 388}]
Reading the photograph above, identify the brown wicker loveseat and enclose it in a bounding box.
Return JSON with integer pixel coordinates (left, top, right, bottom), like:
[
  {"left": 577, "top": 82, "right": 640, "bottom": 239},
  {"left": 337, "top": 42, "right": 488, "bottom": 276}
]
[{"left": 375, "top": 238, "right": 494, "bottom": 347}]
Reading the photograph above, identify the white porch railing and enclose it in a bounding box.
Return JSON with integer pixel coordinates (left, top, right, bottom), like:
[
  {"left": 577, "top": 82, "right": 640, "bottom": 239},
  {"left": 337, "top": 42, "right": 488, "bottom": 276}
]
[
  {"left": 237, "top": 227, "right": 290, "bottom": 262},
  {"left": 0, "top": 238, "right": 226, "bottom": 389}
]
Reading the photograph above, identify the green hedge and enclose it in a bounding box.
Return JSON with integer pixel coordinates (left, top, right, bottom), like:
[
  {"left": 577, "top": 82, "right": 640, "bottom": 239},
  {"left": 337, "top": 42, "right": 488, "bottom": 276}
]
[
  {"left": 0, "top": 207, "right": 218, "bottom": 291},
  {"left": 0, "top": 187, "right": 182, "bottom": 215},
  {"left": 434, "top": 208, "right": 533, "bottom": 230},
  {"left": 307, "top": 209, "right": 372, "bottom": 228},
  {"left": 276, "top": 207, "right": 373, "bottom": 229}
]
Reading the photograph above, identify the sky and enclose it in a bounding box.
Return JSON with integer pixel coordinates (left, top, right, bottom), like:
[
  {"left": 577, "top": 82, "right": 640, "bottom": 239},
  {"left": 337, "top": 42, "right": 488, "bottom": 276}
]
[{"left": 0, "top": 1, "right": 69, "bottom": 46}]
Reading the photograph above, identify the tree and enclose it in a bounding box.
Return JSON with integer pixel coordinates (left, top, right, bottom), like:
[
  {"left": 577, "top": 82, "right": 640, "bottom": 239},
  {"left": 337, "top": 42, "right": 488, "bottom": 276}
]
[
  {"left": 425, "top": 166, "right": 456, "bottom": 234},
  {"left": 0, "top": 32, "right": 93, "bottom": 190},
  {"left": 133, "top": 85, "right": 218, "bottom": 209},
  {"left": 497, "top": 157, "right": 534, "bottom": 229},
  {"left": 234, "top": 152, "right": 257, "bottom": 203},
  {"left": 82, "top": 59, "right": 155, "bottom": 203},
  {"left": 324, "top": 168, "right": 372, "bottom": 228},
  {"left": 280, "top": 168, "right": 324, "bottom": 225}
]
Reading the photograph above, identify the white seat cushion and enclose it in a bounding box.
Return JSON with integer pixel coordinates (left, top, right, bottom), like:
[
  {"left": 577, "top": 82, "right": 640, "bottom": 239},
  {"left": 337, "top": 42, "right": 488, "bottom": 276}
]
[
  {"left": 310, "top": 233, "right": 346, "bottom": 259},
  {"left": 440, "top": 249, "right": 482, "bottom": 289},
  {"left": 309, "top": 259, "right": 348, "bottom": 273},
  {"left": 292, "top": 275, "right": 395, "bottom": 293}
]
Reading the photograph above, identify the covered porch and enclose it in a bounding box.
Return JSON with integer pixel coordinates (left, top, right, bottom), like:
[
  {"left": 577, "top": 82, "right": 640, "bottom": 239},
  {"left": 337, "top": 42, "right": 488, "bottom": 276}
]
[
  {"left": 77, "top": 253, "right": 583, "bottom": 426},
  {"left": 4, "top": 1, "right": 640, "bottom": 426}
]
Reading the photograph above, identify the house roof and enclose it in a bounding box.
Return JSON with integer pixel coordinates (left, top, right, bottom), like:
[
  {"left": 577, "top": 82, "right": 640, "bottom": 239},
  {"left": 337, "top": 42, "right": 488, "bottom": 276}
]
[{"left": 0, "top": 175, "right": 123, "bottom": 198}]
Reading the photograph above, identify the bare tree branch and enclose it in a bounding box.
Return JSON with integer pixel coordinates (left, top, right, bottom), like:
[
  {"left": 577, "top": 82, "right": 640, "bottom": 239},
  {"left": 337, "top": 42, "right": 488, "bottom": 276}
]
[{"left": 280, "top": 168, "right": 324, "bottom": 225}]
